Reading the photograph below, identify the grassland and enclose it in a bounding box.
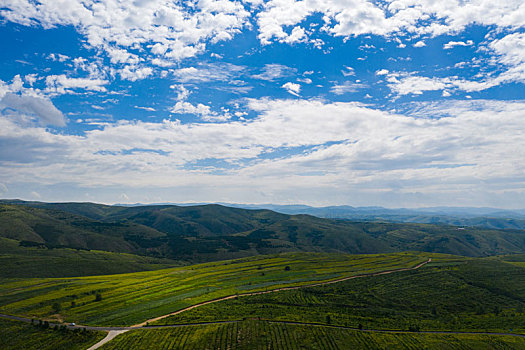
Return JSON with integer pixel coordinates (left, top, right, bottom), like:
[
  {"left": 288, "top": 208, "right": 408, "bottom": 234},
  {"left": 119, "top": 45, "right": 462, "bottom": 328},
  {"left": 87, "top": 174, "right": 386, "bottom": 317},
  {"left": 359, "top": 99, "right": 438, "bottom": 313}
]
[
  {"left": 0, "top": 252, "right": 428, "bottom": 326},
  {"left": 99, "top": 320, "right": 525, "bottom": 349},
  {"left": 0, "top": 237, "right": 179, "bottom": 278},
  {"left": 155, "top": 257, "right": 525, "bottom": 334},
  {"left": 0, "top": 318, "right": 104, "bottom": 350}
]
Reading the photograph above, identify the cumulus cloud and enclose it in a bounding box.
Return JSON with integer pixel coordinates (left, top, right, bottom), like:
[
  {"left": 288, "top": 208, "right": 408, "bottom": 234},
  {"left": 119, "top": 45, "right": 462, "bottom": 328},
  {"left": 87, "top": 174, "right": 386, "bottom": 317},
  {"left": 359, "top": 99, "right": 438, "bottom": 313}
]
[
  {"left": 255, "top": 1, "right": 525, "bottom": 45},
  {"left": 443, "top": 40, "right": 474, "bottom": 49},
  {"left": 386, "top": 33, "right": 525, "bottom": 96},
  {"left": 45, "top": 75, "right": 108, "bottom": 95},
  {"left": 0, "top": 0, "right": 250, "bottom": 64},
  {"left": 118, "top": 66, "right": 153, "bottom": 82},
  {"left": 282, "top": 82, "right": 301, "bottom": 96},
  {"left": 171, "top": 101, "right": 231, "bottom": 122},
  {"left": 1, "top": 98, "right": 524, "bottom": 206},
  {"left": 0, "top": 93, "right": 65, "bottom": 126}
]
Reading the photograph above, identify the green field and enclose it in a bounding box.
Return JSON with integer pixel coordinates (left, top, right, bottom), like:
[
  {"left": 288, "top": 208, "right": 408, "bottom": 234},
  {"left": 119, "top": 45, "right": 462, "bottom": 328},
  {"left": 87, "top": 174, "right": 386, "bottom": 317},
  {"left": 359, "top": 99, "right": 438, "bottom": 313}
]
[
  {"left": 0, "top": 318, "right": 104, "bottom": 350},
  {"left": 0, "top": 252, "right": 428, "bottom": 326},
  {"left": 99, "top": 320, "right": 525, "bottom": 349},
  {"left": 0, "top": 237, "right": 180, "bottom": 278},
  {"left": 155, "top": 257, "right": 525, "bottom": 334}
]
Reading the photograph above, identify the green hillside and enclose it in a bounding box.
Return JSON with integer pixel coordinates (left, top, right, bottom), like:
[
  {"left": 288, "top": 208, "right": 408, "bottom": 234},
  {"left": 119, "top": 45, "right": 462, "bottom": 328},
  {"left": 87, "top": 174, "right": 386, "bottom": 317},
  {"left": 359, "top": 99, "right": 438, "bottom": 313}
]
[
  {"left": 2, "top": 201, "right": 525, "bottom": 261},
  {"left": 0, "top": 252, "right": 428, "bottom": 326},
  {"left": 157, "top": 256, "right": 525, "bottom": 334},
  {"left": 0, "top": 237, "right": 179, "bottom": 278},
  {"left": 0, "top": 203, "right": 165, "bottom": 254}
]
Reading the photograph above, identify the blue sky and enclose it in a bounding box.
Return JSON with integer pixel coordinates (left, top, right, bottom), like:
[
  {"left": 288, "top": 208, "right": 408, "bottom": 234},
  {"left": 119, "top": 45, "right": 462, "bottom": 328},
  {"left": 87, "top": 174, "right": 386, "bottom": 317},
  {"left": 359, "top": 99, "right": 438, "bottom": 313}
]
[{"left": 0, "top": 0, "right": 524, "bottom": 208}]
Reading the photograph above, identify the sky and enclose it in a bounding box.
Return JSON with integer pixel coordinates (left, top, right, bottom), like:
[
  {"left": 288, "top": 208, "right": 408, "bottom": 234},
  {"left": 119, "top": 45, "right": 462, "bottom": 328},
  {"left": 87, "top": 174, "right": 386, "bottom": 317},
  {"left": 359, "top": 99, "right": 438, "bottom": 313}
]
[{"left": 0, "top": 0, "right": 524, "bottom": 208}]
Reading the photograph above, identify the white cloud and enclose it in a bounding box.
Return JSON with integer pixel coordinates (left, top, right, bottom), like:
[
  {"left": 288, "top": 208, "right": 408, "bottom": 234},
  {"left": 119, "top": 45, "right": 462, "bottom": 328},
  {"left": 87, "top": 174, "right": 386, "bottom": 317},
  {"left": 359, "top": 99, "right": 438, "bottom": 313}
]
[
  {"left": 342, "top": 66, "right": 355, "bottom": 77},
  {"left": 134, "top": 106, "right": 156, "bottom": 112},
  {"left": 297, "top": 77, "right": 312, "bottom": 84},
  {"left": 0, "top": 0, "right": 250, "bottom": 64},
  {"left": 413, "top": 41, "right": 426, "bottom": 48},
  {"left": 171, "top": 63, "right": 245, "bottom": 83},
  {"left": 0, "top": 93, "right": 65, "bottom": 126},
  {"left": 171, "top": 84, "right": 191, "bottom": 101},
  {"left": 1, "top": 98, "right": 525, "bottom": 206},
  {"left": 443, "top": 40, "right": 474, "bottom": 49},
  {"left": 171, "top": 101, "right": 230, "bottom": 122},
  {"left": 386, "top": 33, "right": 525, "bottom": 96},
  {"left": 118, "top": 66, "right": 153, "bottom": 82},
  {"left": 45, "top": 75, "right": 108, "bottom": 95},
  {"left": 376, "top": 69, "right": 389, "bottom": 76},
  {"left": 330, "top": 81, "right": 364, "bottom": 95},
  {"left": 255, "top": 1, "right": 525, "bottom": 45},
  {"left": 252, "top": 64, "right": 296, "bottom": 81},
  {"left": 282, "top": 82, "right": 301, "bottom": 96}
]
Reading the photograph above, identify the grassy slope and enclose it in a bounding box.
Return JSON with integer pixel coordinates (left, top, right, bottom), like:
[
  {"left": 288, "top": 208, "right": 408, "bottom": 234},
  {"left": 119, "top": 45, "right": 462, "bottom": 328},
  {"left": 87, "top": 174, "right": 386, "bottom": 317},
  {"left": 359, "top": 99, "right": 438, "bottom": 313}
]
[
  {"left": 0, "top": 252, "right": 428, "bottom": 326},
  {"left": 0, "top": 203, "right": 165, "bottom": 253},
  {"left": 158, "top": 256, "right": 525, "bottom": 334},
  {"left": 100, "top": 320, "right": 525, "bottom": 350},
  {"left": 3, "top": 202, "right": 525, "bottom": 260},
  {"left": 0, "top": 318, "right": 104, "bottom": 350},
  {"left": 0, "top": 237, "right": 180, "bottom": 278}
]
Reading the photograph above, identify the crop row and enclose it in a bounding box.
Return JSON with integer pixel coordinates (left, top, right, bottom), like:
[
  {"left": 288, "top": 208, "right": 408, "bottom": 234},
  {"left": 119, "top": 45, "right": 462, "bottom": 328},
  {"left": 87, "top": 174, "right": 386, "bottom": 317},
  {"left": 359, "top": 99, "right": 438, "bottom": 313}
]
[{"left": 99, "top": 320, "right": 525, "bottom": 349}]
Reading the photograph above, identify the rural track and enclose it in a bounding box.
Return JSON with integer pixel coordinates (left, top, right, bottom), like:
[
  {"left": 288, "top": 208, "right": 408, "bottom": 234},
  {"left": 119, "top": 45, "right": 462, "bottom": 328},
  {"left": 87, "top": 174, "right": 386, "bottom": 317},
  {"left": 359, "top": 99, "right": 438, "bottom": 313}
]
[{"left": 2, "top": 257, "right": 448, "bottom": 349}]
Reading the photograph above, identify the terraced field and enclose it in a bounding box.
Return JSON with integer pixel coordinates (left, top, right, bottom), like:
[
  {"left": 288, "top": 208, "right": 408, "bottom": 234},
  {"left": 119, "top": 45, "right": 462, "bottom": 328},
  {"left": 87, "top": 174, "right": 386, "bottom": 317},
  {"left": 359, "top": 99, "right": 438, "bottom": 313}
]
[
  {"left": 98, "top": 320, "right": 525, "bottom": 350},
  {"left": 0, "top": 252, "right": 429, "bottom": 326},
  {"left": 0, "top": 318, "right": 104, "bottom": 350},
  {"left": 155, "top": 256, "right": 525, "bottom": 335}
]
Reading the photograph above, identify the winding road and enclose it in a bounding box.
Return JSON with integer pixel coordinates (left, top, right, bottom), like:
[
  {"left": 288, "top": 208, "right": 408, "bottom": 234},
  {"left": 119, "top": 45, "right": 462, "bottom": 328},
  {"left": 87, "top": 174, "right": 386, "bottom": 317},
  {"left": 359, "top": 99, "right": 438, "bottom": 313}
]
[{"left": 12, "top": 257, "right": 519, "bottom": 350}]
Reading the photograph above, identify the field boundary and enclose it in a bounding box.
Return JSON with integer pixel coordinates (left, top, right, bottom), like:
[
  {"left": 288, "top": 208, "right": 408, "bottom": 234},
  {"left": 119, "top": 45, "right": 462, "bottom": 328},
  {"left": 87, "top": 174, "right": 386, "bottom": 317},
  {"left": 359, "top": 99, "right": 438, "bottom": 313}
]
[
  {"left": 133, "top": 257, "right": 432, "bottom": 327},
  {"left": 1, "top": 257, "right": 435, "bottom": 350}
]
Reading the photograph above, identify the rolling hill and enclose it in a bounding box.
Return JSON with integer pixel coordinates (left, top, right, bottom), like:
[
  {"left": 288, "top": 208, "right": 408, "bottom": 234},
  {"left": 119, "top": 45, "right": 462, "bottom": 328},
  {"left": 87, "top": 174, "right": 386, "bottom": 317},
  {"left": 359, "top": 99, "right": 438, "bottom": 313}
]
[{"left": 1, "top": 200, "right": 525, "bottom": 263}]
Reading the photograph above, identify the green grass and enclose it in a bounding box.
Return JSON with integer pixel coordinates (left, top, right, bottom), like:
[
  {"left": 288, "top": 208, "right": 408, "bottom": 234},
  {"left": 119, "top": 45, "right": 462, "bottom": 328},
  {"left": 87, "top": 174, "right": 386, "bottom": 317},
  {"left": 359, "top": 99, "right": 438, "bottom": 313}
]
[
  {"left": 156, "top": 256, "right": 525, "bottom": 334},
  {"left": 99, "top": 320, "right": 525, "bottom": 349},
  {"left": 0, "top": 318, "right": 104, "bottom": 350},
  {"left": 0, "top": 237, "right": 180, "bottom": 278},
  {"left": 0, "top": 252, "right": 428, "bottom": 326}
]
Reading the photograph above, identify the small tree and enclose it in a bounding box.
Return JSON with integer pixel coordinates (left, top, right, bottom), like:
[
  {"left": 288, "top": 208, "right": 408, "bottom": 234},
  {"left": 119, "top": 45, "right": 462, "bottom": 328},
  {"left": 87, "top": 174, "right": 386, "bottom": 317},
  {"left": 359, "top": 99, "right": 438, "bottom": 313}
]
[
  {"left": 52, "top": 302, "right": 62, "bottom": 313},
  {"left": 284, "top": 266, "right": 291, "bottom": 271},
  {"left": 325, "top": 315, "right": 331, "bottom": 324},
  {"left": 95, "top": 293, "right": 102, "bottom": 302}
]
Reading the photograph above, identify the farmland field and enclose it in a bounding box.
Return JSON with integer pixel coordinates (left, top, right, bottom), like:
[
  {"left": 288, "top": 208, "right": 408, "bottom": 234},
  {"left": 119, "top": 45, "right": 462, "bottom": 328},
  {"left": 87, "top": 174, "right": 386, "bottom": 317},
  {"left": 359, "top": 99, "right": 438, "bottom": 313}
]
[
  {"left": 0, "top": 251, "right": 429, "bottom": 326},
  {"left": 0, "top": 318, "right": 104, "bottom": 350},
  {"left": 99, "top": 320, "right": 525, "bottom": 350},
  {"left": 156, "top": 257, "right": 525, "bottom": 334}
]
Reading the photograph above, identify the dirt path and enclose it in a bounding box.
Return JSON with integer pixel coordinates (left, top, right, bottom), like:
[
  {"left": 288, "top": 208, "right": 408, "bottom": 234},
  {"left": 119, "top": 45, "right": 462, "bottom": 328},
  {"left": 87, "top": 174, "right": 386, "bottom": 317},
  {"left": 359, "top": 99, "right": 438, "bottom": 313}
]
[
  {"left": 86, "top": 330, "right": 128, "bottom": 350},
  {"left": 132, "top": 257, "right": 432, "bottom": 327},
  {"left": 1, "top": 258, "right": 433, "bottom": 350}
]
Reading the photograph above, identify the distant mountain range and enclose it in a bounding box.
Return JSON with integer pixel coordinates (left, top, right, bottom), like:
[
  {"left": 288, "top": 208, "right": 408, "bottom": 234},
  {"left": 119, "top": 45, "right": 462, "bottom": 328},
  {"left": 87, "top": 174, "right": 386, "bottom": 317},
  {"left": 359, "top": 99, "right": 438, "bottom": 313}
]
[
  {"left": 2, "top": 199, "right": 525, "bottom": 262},
  {"left": 114, "top": 202, "right": 525, "bottom": 230}
]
